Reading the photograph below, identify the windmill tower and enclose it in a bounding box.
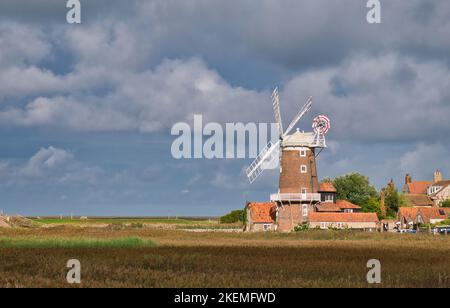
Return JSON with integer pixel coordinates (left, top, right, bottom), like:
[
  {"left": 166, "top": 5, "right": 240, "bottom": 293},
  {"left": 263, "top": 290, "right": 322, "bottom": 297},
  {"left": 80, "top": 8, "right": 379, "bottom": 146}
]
[{"left": 246, "top": 88, "right": 330, "bottom": 231}]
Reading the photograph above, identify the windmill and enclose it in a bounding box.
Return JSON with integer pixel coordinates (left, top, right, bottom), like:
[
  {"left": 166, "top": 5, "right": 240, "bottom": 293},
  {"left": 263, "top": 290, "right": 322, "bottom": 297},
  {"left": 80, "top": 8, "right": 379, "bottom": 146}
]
[{"left": 246, "top": 87, "right": 330, "bottom": 186}]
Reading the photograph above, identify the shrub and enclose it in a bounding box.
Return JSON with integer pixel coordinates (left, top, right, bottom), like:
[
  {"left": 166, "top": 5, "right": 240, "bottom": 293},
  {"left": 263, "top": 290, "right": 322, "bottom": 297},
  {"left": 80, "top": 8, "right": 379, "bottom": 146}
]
[
  {"left": 437, "top": 219, "right": 450, "bottom": 226},
  {"left": 441, "top": 199, "right": 450, "bottom": 208},
  {"left": 220, "top": 210, "right": 245, "bottom": 224},
  {"left": 294, "top": 223, "right": 309, "bottom": 232}
]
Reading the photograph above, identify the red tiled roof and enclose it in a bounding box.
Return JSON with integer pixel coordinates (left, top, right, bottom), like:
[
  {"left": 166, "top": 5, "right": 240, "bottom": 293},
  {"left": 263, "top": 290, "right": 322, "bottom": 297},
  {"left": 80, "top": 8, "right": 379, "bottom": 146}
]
[
  {"left": 398, "top": 207, "right": 417, "bottom": 221},
  {"left": 309, "top": 212, "right": 379, "bottom": 223},
  {"left": 336, "top": 199, "right": 361, "bottom": 209},
  {"left": 247, "top": 202, "right": 276, "bottom": 223},
  {"left": 319, "top": 182, "right": 337, "bottom": 192},
  {"left": 398, "top": 207, "right": 450, "bottom": 224},
  {"left": 404, "top": 194, "right": 434, "bottom": 207},
  {"left": 421, "top": 207, "right": 450, "bottom": 221},
  {"left": 316, "top": 203, "right": 342, "bottom": 212},
  {"left": 405, "top": 182, "right": 432, "bottom": 194}
]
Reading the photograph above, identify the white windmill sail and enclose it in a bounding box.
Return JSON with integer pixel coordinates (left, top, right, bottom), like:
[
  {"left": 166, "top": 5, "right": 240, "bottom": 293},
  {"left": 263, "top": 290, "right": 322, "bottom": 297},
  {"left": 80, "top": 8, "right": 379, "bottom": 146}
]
[
  {"left": 283, "top": 96, "right": 312, "bottom": 137},
  {"left": 246, "top": 141, "right": 280, "bottom": 184},
  {"left": 271, "top": 87, "right": 284, "bottom": 139},
  {"left": 246, "top": 88, "right": 313, "bottom": 183}
]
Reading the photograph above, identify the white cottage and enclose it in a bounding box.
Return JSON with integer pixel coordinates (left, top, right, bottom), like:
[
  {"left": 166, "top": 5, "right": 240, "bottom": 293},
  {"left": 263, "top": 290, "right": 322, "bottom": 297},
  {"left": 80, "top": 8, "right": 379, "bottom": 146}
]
[{"left": 428, "top": 180, "right": 450, "bottom": 206}]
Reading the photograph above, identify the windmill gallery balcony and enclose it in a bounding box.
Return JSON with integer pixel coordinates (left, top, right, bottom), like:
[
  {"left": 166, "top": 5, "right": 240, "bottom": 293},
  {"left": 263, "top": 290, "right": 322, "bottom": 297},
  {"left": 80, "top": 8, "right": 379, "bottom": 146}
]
[{"left": 270, "top": 193, "right": 321, "bottom": 202}]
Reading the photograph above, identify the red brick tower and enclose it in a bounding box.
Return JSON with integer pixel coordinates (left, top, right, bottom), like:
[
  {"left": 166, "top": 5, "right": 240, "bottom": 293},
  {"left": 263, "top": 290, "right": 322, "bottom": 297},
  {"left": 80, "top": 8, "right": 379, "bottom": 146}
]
[
  {"left": 279, "top": 134, "right": 320, "bottom": 194},
  {"left": 246, "top": 88, "right": 330, "bottom": 232}
]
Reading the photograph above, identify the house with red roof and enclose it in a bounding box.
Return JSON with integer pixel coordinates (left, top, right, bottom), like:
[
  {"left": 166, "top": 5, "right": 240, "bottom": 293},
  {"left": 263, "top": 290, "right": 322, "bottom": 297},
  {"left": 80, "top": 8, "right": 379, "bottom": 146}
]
[
  {"left": 245, "top": 202, "right": 277, "bottom": 232},
  {"left": 316, "top": 182, "right": 362, "bottom": 213},
  {"left": 402, "top": 173, "right": 434, "bottom": 207},
  {"left": 401, "top": 171, "right": 450, "bottom": 207},
  {"left": 245, "top": 182, "right": 378, "bottom": 232},
  {"left": 428, "top": 180, "right": 450, "bottom": 206},
  {"left": 309, "top": 212, "right": 379, "bottom": 231},
  {"left": 397, "top": 206, "right": 450, "bottom": 229}
]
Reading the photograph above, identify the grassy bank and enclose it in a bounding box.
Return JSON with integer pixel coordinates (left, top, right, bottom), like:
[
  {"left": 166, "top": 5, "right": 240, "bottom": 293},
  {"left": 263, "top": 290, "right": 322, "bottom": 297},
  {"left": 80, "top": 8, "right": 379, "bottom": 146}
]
[
  {"left": 0, "top": 236, "right": 155, "bottom": 249},
  {"left": 31, "top": 217, "right": 214, "bottom": 225}
]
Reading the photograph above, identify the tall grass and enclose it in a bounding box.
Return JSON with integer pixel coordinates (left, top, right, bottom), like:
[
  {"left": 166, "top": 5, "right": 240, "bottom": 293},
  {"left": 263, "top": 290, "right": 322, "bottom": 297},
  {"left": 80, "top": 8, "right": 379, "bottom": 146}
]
[
  {"left": 0, "top": 236, "right": 155, "bottom": 249},
  {"left": 32, "top": 218, "right": 214, "bottom": 225}
]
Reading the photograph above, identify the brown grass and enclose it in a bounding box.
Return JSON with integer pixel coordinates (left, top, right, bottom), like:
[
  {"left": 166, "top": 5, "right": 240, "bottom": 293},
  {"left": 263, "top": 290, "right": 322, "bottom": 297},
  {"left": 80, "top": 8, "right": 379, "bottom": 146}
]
[{"left": 0, "top": 227, "right": 449, "bottom": 288}]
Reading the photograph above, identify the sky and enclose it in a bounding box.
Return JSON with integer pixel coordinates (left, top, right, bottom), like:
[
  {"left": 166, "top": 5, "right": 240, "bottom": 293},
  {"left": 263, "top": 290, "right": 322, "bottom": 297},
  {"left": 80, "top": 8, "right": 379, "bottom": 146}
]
[{"left": 0, "top": 0, "right": 449, "bottom": 216}]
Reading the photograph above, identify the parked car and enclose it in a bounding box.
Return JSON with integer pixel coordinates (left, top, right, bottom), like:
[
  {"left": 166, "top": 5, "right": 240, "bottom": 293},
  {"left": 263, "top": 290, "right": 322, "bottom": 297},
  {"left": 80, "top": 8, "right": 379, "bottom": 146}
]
[
  {"left": 398, "top": 229, "right": 416, "bottom": 234},
  {"left": 434, "top": 226, "right": 450, "bottom": 235}
]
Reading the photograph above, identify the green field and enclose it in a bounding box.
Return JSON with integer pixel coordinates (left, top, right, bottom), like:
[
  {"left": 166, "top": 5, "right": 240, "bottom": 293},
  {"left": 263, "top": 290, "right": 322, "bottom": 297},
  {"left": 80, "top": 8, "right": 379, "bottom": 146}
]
[
  {"left": 28, "top": 217, "right": 241, "bottom": 230},
  {"left": 0, "top": 236, "right": 155, "bottom": 249},
  {"left": 31, "top": 217, "right": 215, "bottom": 225},
  {"left": 0, "top": 220, "right": 449, "bottom": 288}
]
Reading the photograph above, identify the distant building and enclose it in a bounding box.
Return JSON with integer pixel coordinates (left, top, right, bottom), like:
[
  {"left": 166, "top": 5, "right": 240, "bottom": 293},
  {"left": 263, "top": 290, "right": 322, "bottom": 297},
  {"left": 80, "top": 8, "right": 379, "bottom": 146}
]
[
  {"left": 397, "top": 207, "right": 450, "bottom": 229},
  {"left": 315, "top": 200, "right": 362, "bottom": 213},
  {"left": 428, "top": 180, "right": 450, "bottom": 206},
  {"left": 309, "top": 212, "right": 379, "bottom": 231},
  {"left": 335, "top": 200, "right": 362, "bottom": 213},
  {"left": 380, "top": 219, "right": 397, "bottom": 232},
  {"left": 402, "top": 173, "right": 432, "bottom": 195},
  {"left": 404, "top": 194, "right": 434, "bottom": 207},
  {"left": 401, "top": 170, "right": 450, "bottom": 206},
  {"left": 400, "top": 172, "right": 450, "bottom": 207},
  {"left": 245, "top": 182, "right": 375, "bottom": 232},
  {"left": 245, "top": 202, "right": 277, "bottom": 232},
  {"left": 319, "top": 182, "right": 337, "bottom": 203}
]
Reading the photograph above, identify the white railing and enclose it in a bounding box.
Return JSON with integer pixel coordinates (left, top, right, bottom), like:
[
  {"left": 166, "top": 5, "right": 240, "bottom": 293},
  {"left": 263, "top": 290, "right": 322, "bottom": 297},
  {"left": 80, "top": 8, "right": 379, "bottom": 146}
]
[{"left": 270, "top": 193, "right": 321, "bottom": 202}]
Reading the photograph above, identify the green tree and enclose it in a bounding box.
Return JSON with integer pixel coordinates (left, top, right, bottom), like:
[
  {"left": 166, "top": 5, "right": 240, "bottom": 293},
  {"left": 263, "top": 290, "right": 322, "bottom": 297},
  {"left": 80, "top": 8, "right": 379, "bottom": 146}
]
[
  {"left": 441, "top": 199, "right": 450, "bottom": 208},
  {"left": 385, "top": 189, "right": 405, "bottom": 217},
  {"left": 220, "top": 210, "right": 246, "bottom": 224},
  {"left": 364, "top": 197, "right": 382, "bottom": 219},
  {"left": 332, "top": 173, "right": 378, "bottom": 209}
]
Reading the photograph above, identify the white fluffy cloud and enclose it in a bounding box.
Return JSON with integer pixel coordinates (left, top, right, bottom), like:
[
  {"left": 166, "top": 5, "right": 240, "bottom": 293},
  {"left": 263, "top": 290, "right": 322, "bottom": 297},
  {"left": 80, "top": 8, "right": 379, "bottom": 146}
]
[
  {"left": 1, "top": 2, "right": 450, "bottom": 142},
  {"left": 0, "top": 22, "right": 50, "bottom": 68},
  {"left": 0, "top": 56, "right": 266, "bottom": 132},
  {"left": 0, "top": 147, "right": 100, "bottom": 185},
  {"left": 282, "top": 54, "right": 450, "bottom": 141},
  {"left": 1, "top": 0, "right": 450, "bottom": 214},
  {"left": 19, "top": 146, "right": 73, "bottom": 177}
]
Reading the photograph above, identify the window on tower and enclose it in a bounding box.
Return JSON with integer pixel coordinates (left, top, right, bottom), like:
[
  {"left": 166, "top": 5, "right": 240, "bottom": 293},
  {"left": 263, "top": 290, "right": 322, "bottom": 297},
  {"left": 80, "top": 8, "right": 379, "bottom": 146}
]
[
  {"left": 300, "top": 149, "right": 307, "bottom": 157},
  {"left": 301, "top": 165, "right": 307, "bottom": 173}
]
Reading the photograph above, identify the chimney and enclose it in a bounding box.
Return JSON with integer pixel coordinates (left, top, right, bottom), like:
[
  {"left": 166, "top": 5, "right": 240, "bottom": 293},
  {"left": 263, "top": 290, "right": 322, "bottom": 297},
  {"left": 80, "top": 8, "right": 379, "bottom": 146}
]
[
  {"left": 405, "top": 174, "right": 412, "bottom": 185},
  {"left": 387, "top": 179, "right": 395, "bottom": 192},
  {"left": 380, "top": 189, "right": 386, "bottom": 218},
  {"left": 434, "top": 170, "right": 442, "bottom": 183}
]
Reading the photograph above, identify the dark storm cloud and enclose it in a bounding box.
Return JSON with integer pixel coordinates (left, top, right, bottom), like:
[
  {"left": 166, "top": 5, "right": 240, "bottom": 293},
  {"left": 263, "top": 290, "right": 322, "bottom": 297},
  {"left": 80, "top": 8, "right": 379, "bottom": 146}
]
[
  {"left": 1, "top": 0, "right": 450, "bottom": 215},
  {"left": 5, "top": 1, "right": 450, "bottom": 69},
  {"left": 0, "top": 0, "right": 138, "bottom": 24},
  {"left": 1, "top": 1, "right": 450, "bottom": 141}
]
